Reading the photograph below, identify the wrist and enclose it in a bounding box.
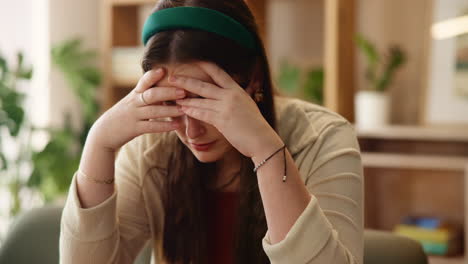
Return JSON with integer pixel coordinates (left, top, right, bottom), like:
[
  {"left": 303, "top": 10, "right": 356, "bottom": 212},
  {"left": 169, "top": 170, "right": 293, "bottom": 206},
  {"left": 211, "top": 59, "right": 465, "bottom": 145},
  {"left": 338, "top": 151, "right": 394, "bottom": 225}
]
[
  {"left": 79, "top": 139, "right": 117, "bottom": 184},
  {"left": 251, "top": 132, "right": 284, "bottom": 165},
  {"left": 80, "top": 128, "right": 117, "bottom": 170},
  {"left": 87, "top": 123, "right": 117, "bottom": 153}
]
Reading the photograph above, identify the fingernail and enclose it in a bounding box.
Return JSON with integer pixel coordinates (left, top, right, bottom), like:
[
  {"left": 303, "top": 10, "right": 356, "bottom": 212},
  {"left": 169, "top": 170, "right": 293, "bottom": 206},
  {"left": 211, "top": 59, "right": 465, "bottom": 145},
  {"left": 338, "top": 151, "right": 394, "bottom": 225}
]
[{"left": 155, "top": 68, "right": 162, "bottom": 74}]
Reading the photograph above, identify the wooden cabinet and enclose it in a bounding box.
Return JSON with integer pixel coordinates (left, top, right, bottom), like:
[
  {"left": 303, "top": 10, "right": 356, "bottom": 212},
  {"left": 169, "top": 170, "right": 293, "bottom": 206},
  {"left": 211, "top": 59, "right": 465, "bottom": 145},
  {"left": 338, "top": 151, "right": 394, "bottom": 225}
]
[{"left": 357, "top": 125, "right": 468, "bottom": 264}]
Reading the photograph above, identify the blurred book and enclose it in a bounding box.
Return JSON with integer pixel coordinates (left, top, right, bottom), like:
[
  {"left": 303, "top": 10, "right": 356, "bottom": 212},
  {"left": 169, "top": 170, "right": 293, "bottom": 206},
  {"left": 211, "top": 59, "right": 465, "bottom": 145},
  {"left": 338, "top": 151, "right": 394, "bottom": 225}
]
[{"left": 393, "top": 216, "right": 463, "bottom": 256}]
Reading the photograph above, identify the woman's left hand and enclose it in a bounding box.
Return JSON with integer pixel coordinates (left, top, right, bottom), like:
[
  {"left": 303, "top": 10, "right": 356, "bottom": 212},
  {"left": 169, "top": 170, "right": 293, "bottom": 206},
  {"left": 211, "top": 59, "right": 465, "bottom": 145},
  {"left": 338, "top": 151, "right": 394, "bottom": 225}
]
[{"left": 168, "top": 61, "right": 283, "bottom": 158}]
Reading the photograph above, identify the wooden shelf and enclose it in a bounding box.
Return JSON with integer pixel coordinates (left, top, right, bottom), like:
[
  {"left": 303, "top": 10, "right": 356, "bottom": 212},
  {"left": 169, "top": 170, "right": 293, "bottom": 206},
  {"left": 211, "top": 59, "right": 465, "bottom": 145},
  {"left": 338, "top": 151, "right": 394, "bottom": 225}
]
[
  {"left": 360, "top": 128, "right": 468, "bottom": 262},
  {"left": 110, "top": 0, "right": 155, "bottom": 6},
  {"left": 355, "top": 125, "right": 468, "bottom": 142},
  {"left": 362, "top": 152, "right": 468, "bottom": 171},
  {"left": 112, "top": 77, "right": 138, "bottom": 88},
  {"left": 429, "top": 256, "right": 465, "bottom": 264}
]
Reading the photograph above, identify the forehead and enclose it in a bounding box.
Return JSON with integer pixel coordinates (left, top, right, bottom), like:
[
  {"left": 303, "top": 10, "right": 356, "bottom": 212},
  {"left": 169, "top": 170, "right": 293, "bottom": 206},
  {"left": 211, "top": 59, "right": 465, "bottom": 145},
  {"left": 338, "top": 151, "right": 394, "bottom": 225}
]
[{"left": 155, "top": 63, "right": 214, "bottom": 98}]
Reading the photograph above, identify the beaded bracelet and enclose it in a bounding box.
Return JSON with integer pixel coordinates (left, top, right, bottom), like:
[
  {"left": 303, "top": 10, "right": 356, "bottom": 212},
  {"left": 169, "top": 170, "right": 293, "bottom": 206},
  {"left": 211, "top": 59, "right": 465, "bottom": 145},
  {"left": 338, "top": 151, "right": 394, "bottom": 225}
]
[
  {"left": 79, "top": 169, "right": 115, "bottom": 185},
  {"left": 253, "top": 144, "right": 287, "bottom": 182}
]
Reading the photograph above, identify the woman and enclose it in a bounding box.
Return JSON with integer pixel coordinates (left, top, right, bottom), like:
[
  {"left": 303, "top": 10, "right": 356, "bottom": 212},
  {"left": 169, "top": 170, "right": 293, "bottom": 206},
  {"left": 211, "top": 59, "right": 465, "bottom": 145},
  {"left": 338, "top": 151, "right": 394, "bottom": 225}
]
[{"left": 59, "top": 0, "right": 364, "bottom": 263}]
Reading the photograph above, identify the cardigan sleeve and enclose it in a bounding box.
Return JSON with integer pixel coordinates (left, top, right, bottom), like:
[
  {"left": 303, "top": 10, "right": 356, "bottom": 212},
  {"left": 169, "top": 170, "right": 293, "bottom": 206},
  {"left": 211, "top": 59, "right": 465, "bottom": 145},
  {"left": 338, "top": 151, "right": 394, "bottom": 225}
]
[
  {"left": 262, "top": 121, "right": 364, "bottom": 264},
  {"left": 59, "top": 136, "right": 152, "bottom": 264}
]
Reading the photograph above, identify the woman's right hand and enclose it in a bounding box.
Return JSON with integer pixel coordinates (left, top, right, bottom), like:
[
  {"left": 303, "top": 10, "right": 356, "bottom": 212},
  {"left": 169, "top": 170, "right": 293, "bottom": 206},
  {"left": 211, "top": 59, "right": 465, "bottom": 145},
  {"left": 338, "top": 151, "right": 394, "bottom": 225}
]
[{"left": 88, "top": 68, "right": 186, "bottom": 152}]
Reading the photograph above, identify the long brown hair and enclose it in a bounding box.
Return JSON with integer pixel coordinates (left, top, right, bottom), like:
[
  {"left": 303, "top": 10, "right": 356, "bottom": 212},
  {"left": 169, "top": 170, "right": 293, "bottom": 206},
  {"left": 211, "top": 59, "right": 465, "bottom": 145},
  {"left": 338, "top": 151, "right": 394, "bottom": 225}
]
[{"left": 141, "top": 1, "right": 278, "bottom": 263}]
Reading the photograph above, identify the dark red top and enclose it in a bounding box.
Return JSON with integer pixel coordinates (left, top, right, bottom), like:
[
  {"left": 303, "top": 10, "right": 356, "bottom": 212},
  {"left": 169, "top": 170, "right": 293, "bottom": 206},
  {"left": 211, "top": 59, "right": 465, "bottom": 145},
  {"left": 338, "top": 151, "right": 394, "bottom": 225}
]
[{"left": 203, "top": 189, "right": 239, "bottom": 264}]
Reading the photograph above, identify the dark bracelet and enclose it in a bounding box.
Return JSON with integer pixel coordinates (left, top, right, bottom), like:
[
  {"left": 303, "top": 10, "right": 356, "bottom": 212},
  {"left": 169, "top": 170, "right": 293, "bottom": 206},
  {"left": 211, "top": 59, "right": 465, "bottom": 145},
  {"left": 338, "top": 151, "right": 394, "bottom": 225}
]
[{"left": 253, "top": 144, "right": 287, "bottom": 182}]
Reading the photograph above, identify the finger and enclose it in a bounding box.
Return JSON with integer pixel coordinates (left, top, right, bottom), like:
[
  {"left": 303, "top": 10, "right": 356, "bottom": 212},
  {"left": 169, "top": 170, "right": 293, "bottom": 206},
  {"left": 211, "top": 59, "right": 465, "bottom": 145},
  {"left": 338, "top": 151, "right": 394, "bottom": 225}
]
[
  {"left": 168, "top": 75, "right": 224, "bottom": 100},
  {"left": 134, "top": 68, "right": 165, "bottom": 93},
  {"left": 136, "top": 105, "right": 185, "bottom": 120},
  {"left": 175, "top": 98, "right": 220, "bottom": 112},
  {"left": 136, "top": 120, "right": 180, "bottom": 134},
  {"left": 180, "top": 106, "right": 218, "bottom": 126},
  {"left": 195, "top": 61, "right": 238, "bottom": 90},
  {"left": 137, "top": 86, "right": 186, "bottom": 107}
]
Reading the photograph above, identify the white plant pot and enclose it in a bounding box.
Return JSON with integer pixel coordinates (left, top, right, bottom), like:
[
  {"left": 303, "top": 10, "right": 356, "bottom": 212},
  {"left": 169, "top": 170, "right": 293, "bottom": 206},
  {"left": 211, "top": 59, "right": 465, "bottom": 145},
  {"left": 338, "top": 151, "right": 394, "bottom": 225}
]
[{"left": 354, "top": 90, "right": 390, "bottom": 129}]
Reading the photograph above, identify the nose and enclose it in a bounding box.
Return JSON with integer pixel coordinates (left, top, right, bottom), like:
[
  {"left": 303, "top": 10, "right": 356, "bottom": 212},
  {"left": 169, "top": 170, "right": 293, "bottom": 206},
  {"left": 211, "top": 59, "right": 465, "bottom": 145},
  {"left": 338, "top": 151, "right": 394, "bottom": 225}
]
[{"left": 185, "top": 115, "right": 205, "bottom": 139}]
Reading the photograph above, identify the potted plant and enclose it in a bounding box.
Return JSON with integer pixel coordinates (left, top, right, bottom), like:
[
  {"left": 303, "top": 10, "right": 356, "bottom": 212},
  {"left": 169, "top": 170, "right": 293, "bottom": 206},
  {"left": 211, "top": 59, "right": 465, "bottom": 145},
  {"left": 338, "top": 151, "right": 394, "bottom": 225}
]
[
  {"left": 0, "top": 39, "right": 99, "bottom": 211},
  {"left": 28, "top": 38, "right": 101, "bottom": 203},
  {"left": 0, "top": 39, "right": 100, "bottom": 243},
  {"left": 354, "top": 34, "right": 406, "bottom": 129},
  {"left": 0, "top": 51, "right": 33, "bottom": 218}
]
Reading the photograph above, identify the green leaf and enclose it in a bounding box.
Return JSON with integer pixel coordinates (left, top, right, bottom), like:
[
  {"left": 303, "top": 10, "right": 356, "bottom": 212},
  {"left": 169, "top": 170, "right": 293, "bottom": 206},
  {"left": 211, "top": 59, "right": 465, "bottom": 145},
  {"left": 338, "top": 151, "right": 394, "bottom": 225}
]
[
  {"left": 17, "top": 68, "right": 33, "bottom": 80},
  {"left": 355, "top": 34, "right": 380, "bottom": 89},
  {"left": 2, "top": 103, "right": 24, "bottom": 137},
  {"left": 0, "top": 52, "right": 27, "bottom": 137},
  {"left": 0, "top": 55, "right": 7, "bottom": 82},
  {"left": 376, "top": 46, "right": 407, "bottom": 92},
  {"left": 17, "top": 52, "right": 23, "bottom": 69},
  {"left": 28, "top": 127, "right": 80, "bottom": 197},
  {"left": 0, "top": 152, "right": 7, "bottom": 170},
  {"left": 355, "top": 34, "right": 379, "bottom": 66},
  {"left": 27, "top": 167, "right": 42, "bottom": 187},
  {"left": 277, "top": 59, "right": 301, "bottom": 94},
  {"left": 28, "top": 114, "right": 80, "bottom": 193},
  {"left": 14, "top": 52, "right": 33, "bottom": 80},
  {"left": 303, "top": 68, "right": 324, "bottom": 105}
]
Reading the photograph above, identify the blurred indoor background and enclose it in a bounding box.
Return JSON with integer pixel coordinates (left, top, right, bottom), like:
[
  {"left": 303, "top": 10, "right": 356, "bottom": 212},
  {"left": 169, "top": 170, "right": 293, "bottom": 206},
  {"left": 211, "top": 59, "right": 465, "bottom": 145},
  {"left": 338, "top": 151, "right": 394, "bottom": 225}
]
[{"left": 0, "top": 0, "right": 467, "bottom": 263}]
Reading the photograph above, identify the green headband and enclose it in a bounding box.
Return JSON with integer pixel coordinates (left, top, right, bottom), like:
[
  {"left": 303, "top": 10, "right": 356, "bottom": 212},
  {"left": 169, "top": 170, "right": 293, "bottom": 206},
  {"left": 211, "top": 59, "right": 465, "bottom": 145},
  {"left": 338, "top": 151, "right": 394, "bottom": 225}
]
[{"left": 142, "top": 6, "right": 258, "bottom": 52}]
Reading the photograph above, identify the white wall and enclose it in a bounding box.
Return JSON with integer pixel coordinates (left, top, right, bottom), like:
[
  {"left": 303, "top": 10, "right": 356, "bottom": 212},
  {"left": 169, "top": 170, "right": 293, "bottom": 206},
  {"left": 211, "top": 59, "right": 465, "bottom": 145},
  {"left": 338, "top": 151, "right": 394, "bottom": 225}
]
[
  {"left": 426, "top": 0, "right": 468, "bottom": 125},
  {"left": 48, "top": 0, "right": 100, "bottom": 130},
  {"left": 267, "top": 0, "right": 324, "bottom": 75},
  {"left": 357, "top": 0, "right": 432, "bottom": 124},
  {"left": 0, "top": 0, "right": 33, "bottom": 61}
]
